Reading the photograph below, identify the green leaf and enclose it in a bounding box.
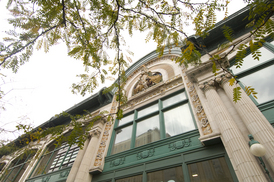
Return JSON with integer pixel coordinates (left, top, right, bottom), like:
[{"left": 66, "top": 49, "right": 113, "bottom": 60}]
[{"left": 233, "top": 87, "right": 242, "bottom": 103}]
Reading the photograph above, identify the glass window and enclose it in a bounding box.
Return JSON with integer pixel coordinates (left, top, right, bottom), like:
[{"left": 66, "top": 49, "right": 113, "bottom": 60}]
[
  {"left": 119, "top": 114, "right": 134, "bottom": 126},
  {"left": 138, "top": 104, "right": 158, "bottom": 118},
  {"left": 164, "top": 104, "right": 195, "bottom": 137},
  {"left": 111, "top": 91, "right": 195, "bottom": 154},
  {"left": 31, "top": 142, "right": 79, "bottom": 177},
  {"left": 0, "top": 150, "right": 37, "bottom": 182},
  {"left": 188, "top": 157, "right": 234, "bottom": 182},
  {"left": 116, "top": 174, "right": 143, "bottom": 182},
  {"left": 112, "top": 125, "right": 133, "bottom": 154},
  {"left": 231, "top": 47, "right": 274, "bottom": 74},
  {"left": 230, "top": 40, "right": 274, "bottom": 105},
  {"left": 163, "top": 93, "right": 187, "bottom": 108},
  {"left": 240, "top": 64, "right": 274, "bottom": 104},
  {"left": 147, "top": 166, "right": 184, "bottom": 182},
  {"left": 135, "top": 115, "right": 160, "bottom": 147}
]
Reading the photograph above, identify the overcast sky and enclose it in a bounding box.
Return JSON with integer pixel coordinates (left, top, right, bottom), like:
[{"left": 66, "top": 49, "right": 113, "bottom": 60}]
[{"left": 0, "top": 0, "right": 246, "bottom": 141}]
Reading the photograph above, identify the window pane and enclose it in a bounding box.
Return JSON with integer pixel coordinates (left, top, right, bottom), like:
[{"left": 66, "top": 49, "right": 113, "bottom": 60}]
[
  {"left": 116, "top": 174, "right": 143, "bottom": 182},
  {"left": 147, "top": 166, "right": 184, "bottom": 182},
  {"left": 163, "top": 93, "right": 187, "bottom": 108},
  {"left": 138, "top": 104, "right": 158, "bottom": 118},
  {"left": 112, "top": 125, "right": 133, "bottom": 154},
  {"left": 188, "top": 157, "right": 234, "bottom": 182},
  {"left": 240, "top": 64, "right": 274, "bottom": 104},
  {"left": 164, "top": 104, "right": 195, "bottom": 137},
  {"left": 231, "top": 47, "right": 274, "bottom": 74},
  {"left": 135, "top": 115, "right": 160, "bottom": 147},
  {"left": 119, "top": 114, "right": 134, "bottom": 126}
]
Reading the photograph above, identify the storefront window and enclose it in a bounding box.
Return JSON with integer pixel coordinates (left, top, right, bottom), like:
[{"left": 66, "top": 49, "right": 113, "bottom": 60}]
[
  {"left": 147, "top": 166, "right": 184, "bottom": 182},
  {"left": 116, "top": 174, "right": 143, "bottom": 182},
  {"left": 188, "top": 157, "right": 234, "bottom": 182}
]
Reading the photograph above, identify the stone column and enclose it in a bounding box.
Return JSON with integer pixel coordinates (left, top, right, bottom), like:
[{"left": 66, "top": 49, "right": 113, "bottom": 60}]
[
  {"left": 74, "top": 128, "right": 102, "bottom": 182},
  {"left": 67, "top": 139, "right": 90, "bottom": 182},
  {"left": 218, "top": 73, "right": 274, "bottom": 172},
  {"left": 199, "top": 80, "right": 267, "bottom": 182}
]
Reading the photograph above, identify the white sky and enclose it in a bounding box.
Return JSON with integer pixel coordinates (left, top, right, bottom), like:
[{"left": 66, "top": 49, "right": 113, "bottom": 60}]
[{"left": 0, "top": 0, "right": 246, "bottom": 141}]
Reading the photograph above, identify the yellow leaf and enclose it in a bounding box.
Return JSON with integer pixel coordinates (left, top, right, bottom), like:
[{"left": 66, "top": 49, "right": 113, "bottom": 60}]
[{"left": 229, "top": 78, "right": 236, "bottom": 86}]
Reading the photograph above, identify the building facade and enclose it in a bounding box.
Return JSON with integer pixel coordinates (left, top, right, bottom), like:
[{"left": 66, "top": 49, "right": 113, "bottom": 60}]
[{"left": 1, "top": 6, "right": 274, "bottom": 182}]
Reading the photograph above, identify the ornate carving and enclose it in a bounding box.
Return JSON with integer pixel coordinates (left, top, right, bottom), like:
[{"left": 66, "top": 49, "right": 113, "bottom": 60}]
[
  {"left": 136, "top": 149, "right": 155, "bottom": 160},
  {"left": 93, "top": 122, "right": 113, "bottom": 167},
  {"left": 182, "top": 66, "right": 212, "bottom": 135},
  {"left": 215, "top": 73, "right": 233, "bottom": 86},
  {"left": 90, "top": 129, "right": 101, "bottom": 138},
  {"left": 133, "top": 66, "right": 163, "bottom": 95},
  {"left": 199, "top": 80, "right": 216, "bottom": 92},
  {"left": 169, "top": 138, "right": 191, "bottom": 151},
  {"left": 110, "top": 157, "right": 125, "bottom": 167}
]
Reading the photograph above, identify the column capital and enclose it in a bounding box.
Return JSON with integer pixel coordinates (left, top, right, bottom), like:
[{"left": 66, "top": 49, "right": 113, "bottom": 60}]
[
  {"left": 90, "top": 128, "right": 102, "bottom": 138},
  {"left": 199, "top": 80, "right": 216, "bottom": 93},
  {"left": 215, "top": 73, "right": 232, "bottom": 87}
]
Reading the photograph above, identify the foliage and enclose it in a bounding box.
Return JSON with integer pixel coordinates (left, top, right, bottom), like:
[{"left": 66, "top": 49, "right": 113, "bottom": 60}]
[{"left": 1, "top": 0, "right": 274, "bottom": 153}]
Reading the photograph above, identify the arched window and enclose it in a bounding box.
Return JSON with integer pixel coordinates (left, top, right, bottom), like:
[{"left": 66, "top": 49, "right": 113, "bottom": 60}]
[
  {"left": 0, "top": 149, "right": 37, "bottom": 182},
  {"left": 30, "top": 141, "right": 79, "bottom": 177}
]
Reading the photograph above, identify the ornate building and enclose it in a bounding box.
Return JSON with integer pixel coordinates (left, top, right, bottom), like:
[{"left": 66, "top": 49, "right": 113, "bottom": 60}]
[{"left": 1, "top": 5, "right": 274, "bottom": 182}]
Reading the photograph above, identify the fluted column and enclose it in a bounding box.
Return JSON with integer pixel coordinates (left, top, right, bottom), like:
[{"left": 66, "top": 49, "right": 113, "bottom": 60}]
[
  {"left": 67, "top": 139, "right": 90, "bottom": 182},
  {"left": 218, "top": 73, "right": 274, "bottom": 172},
  {"left": 199, "top": 80, "right": 267, "bottom": 182},
  {"left": 74, "top": 128, "right": 102, "bottom": 182}
]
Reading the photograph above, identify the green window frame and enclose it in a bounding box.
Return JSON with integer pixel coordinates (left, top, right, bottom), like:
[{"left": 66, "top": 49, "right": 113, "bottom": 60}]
[
  {"left": 108, "top": 90, "right": 196, "bottom": 155},
  {"left": 230, "top": 38, "right": 274, "bottom": 105},
  {"left": 29, "top": 142, "right": 79, "bottom": 178},
  {"left": 0, "top": 150, "right": 37, "bottom": 182}
]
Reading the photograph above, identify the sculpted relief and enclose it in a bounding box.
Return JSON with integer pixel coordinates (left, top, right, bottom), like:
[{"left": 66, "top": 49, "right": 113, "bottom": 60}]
[{"left": 133, "top": 66, "right": 163, "bottom": 95}]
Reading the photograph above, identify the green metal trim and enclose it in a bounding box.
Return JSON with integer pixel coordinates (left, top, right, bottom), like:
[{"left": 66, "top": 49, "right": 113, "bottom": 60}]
[
  {"left": 58, "top": 145, "right": 71, "bottom": 170},
  {"left": 158, "top": 100, "right": 166, "bottom": 140},
  {"left": 28, "top": 147, "right": 48, "bottom": 178},
  {"left": 3, "top": 154, "right": 22, "bottom": 182},
  {"left": 107, "top": 119, "right": 118, "bottom": 156},
  {"left": 41, "top": 150, "right": 55, "bottom": 174},
  {"left": 11, "top": 153, "right": 32, "bottom": 182}
]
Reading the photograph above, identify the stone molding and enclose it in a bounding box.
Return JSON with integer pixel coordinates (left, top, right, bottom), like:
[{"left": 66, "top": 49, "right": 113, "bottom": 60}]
[{"left": 182, "top": 65, "right": 212, "bottom": 135}]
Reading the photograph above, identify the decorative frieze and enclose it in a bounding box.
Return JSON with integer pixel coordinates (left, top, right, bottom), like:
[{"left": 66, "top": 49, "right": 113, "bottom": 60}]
[
  {"left": 110, "top": 157, "right": 125, "bottom": 167},
  {"left": 93, "top": 122, "right": 112, "bottom": 167},
  {"left": 181, "top": 65, "right": 212, "bottom": 135},
  {"left": 168, "top": 138, "right": 191, "bottom": 151},
  {"left": 136, "top": 149, "right": 155, "bottom": 160},
  {"left": 122, "top": 75, "right": 183, "bottom": 111}
]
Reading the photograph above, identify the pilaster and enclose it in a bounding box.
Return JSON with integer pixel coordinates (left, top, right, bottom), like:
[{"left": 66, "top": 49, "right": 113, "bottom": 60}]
[
  {"left": 199, "top": 80, "right": 267, "bottom": 182},
  {"left": 217, "top": 73, "right": 274, "bottom": 173}
]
